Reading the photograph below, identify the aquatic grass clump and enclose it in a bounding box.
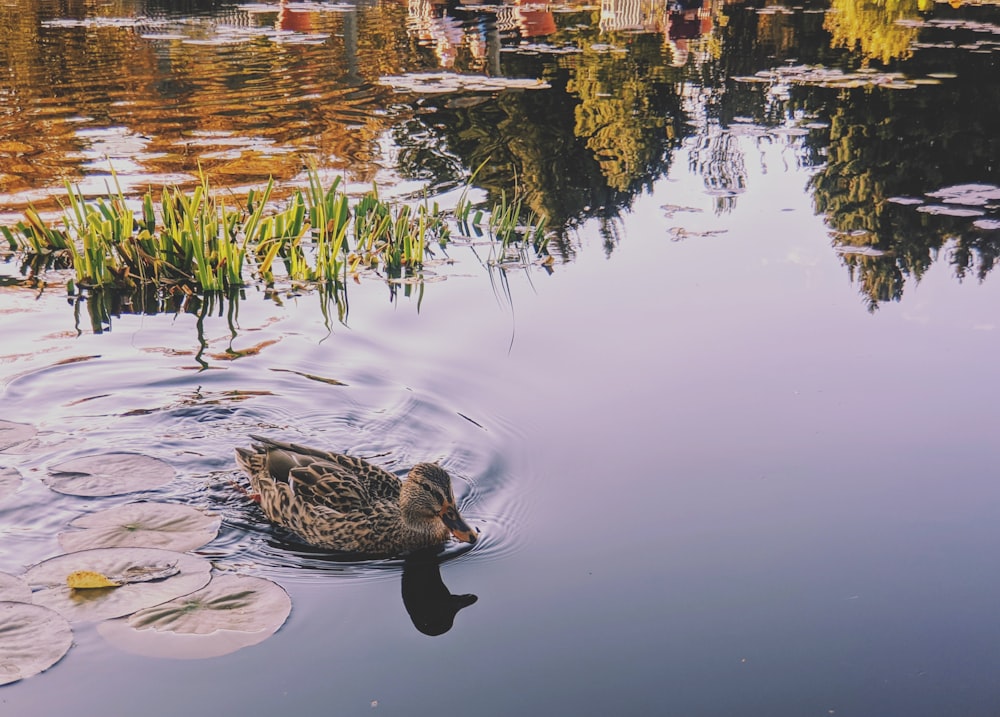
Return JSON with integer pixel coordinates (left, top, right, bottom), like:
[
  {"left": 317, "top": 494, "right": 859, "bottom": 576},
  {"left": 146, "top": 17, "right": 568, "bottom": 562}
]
[
  {"left": 2, "top": 164, "right": 552, "bottom": 294},
  {"left": 3, "top": 169, "right": 273, "bottom": 291},
  {"left": 347, "top": 187, "right": 450, "bottom": 275},
  {"left": 489, "top": 188, "right": 548, "bottom": 252},
  {"left": 156, "top": 175, "right": 248, "bottom": 291},
  {"left": 453, "top": 161, "right": 548, "bottom": 260},
  {"left": 0, "top": 208, "right": 73, "bottom": 255}
]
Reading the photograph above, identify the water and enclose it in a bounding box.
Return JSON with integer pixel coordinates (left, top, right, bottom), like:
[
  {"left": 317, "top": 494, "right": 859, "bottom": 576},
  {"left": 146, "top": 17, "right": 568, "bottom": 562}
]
[{"left": 3, "top": 0, "right": 1000, "bottom": 714}]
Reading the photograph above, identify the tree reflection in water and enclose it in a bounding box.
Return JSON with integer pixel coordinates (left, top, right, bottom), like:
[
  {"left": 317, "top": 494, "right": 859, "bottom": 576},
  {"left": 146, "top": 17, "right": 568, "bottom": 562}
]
[{"left": 2, "top": 0, "right": 1000, "bottom": 311}]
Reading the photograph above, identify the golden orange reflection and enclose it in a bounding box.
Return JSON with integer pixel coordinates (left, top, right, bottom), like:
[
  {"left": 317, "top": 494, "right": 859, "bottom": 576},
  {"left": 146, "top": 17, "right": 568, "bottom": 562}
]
[
  {"left": 0, "top": 1, "right": 416, "bottom": 212},
  {"left": 0, "top": 0, "right": 716, "bottom": 216}
]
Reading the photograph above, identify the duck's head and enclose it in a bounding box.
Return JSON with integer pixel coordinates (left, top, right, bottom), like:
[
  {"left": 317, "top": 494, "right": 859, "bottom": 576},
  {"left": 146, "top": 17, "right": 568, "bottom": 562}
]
[{"left": 401, "top": 463, "right": 478, "bottom": 545}]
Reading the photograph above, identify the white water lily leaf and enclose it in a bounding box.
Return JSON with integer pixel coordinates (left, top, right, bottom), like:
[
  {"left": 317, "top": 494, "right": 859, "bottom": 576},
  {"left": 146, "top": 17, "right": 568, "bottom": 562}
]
[
  {"left": 44, "top": 453, "right": 175, "bottom": 496},
  {"left": 0, "top": 420, "right": 36, "bottom": 451},
  {"left": 59, "top": 502, "right": 222, "bottom": 553},
  {"left": 0, "top": 572, "right": 30, "bottom": 603},
  {"left": 0, "top": 466, "right": 21, "bottom": 501},
  {"left": 98, "top": 574, "right": 291, "bottom": 659},
  {"left": 25, "top": 547, "right": 212, "bottom": 622},
  {"left": 0, "top": 602, "right": 73, "bottom": 686}
]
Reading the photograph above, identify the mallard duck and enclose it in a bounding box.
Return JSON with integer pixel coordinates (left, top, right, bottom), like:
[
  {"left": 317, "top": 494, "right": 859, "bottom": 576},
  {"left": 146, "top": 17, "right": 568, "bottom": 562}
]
[{"left": 234, "top": 436, "right": 478, "bottom": 556}]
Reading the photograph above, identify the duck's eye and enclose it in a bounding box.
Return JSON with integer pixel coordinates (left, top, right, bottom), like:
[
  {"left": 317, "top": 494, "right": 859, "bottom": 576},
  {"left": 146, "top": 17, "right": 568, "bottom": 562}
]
[{"left": 419, "top": 483, "right": 445, "bottom": 504}]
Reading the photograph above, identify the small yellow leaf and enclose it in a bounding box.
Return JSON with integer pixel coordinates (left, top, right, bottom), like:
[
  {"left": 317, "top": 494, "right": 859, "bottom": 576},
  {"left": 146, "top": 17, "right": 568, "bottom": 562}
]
[{"left": 67, "top": 570, "right": 121, "bottom": 589}]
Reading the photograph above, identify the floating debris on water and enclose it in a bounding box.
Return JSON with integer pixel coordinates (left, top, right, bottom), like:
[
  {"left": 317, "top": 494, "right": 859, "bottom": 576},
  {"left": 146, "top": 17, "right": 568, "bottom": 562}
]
[
  {"left": 834, "top": 246, "right": 888, "bottom": 257},
  {"left": 916, "top": 205, "right": 985, "bottom": 217},
  {"left": 926, "top": 184, "right": 1000, "bottom": 207},
  {"left": 660, "top": 204, "right": 703, "bottom": 218},
  {"left": 379, "top": 73, "right": 550, "bottom": 94},
  {"left": 666, "top": 227, "right": 728, "bottom": 241},
  {"left": 731, "top": 64, "right": 951, "bottom": 89}
]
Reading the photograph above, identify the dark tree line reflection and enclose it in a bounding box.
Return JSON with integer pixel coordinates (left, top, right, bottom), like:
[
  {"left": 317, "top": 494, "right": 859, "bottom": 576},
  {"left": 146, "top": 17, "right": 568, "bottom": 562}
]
[
  {"left": 408, "top": 0, "right": 999, "bottom": 307},
  {"left": 386, "top": 0, "right": 1000, "bottom": 305},
  {"left": 803, "top": 28, "right": 1000, "bottom": 309}
]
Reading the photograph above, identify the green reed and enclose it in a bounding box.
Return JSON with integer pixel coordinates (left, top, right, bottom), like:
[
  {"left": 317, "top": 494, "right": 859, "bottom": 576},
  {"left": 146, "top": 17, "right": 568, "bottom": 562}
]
[
  {"left": 454, "top": 158, "right": 488, "bottom": 235},
  {"left": 2, "top": 164, "right": 550, "bottom": 292},
  {"left": 488, "top": 188, "right": 548, "bottom": 252},
  {"left": 306, "top": 170, "right": 350, "bottom": 282}
]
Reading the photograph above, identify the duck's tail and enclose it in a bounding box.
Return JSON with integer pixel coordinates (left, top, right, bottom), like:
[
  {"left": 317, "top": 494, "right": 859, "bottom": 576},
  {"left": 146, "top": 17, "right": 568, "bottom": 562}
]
[{"left": 234, "top": 443, "right": 267, "bottom": 476}]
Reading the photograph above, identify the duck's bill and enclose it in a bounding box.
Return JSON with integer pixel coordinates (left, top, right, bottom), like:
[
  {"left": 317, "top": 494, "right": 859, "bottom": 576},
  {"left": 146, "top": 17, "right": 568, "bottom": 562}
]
[{"left": 441, "top": 504, "right": 478, "bottom": 544}]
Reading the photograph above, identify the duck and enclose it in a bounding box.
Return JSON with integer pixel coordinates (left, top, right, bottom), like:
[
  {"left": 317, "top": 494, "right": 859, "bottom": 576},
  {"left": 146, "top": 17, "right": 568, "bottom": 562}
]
[{"left": 234, "top": 435, "right": 478, "bottom": 557}]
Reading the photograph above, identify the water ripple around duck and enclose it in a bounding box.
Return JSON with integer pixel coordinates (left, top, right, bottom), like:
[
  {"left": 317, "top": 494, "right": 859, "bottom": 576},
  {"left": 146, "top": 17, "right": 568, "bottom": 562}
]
[{"left": 0, "top": 310, "right": 529, "bottom": 585}]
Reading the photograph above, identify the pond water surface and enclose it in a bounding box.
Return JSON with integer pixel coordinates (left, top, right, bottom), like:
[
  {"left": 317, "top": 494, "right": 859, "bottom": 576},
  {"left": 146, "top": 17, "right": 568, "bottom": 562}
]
[{"left": 2, "top": 0, "right": 1000, "bottom": 715}]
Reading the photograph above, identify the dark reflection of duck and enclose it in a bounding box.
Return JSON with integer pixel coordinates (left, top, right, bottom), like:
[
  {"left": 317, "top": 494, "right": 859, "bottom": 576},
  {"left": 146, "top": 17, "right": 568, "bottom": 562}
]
[
  {"left": 235, "top": 436, "right": 478, "bottom": 557},
  {"left": 402, "top": 549, "right": 478, "bottom": 636}
]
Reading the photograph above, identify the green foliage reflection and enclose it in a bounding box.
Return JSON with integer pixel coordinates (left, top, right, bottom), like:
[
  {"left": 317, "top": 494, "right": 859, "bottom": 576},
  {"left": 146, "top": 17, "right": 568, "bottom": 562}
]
[{"left": 825, "top": 0, "right": 922, "bottom": 64}]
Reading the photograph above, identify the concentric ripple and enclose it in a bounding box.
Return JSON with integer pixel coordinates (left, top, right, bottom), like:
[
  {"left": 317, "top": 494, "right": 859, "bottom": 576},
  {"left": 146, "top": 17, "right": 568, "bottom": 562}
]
[{"left": 0, "top": 297, "right": 530, "bottom": 584}]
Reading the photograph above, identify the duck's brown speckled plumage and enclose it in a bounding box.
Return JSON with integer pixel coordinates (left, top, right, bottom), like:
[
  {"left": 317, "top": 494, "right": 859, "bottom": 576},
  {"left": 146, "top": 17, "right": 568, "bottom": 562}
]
[{"left": 234, "top": 436, "right": 477, "bottom": 556}]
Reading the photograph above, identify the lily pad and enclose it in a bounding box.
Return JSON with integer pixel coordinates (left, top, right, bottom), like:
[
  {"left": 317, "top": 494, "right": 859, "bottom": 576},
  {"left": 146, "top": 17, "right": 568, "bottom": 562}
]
[
  {"left": 44, "top": 453, "right": 175, "bottom": 496},
  {"left": 98, "top": 574, "right": 291, "bottom": 659},
  {"left": 0, "top": 572, "right": 30, "bottom": 603},
  {"left": 0, "top": 466, "right": 21, "bottom": 501},
  {"left": 0, "top": 420, "right": 36, "bottom": 451},
  {"left": 25, "top": 547, "right": 212, "bottom": 622},
  {"left": 0, "top": 602, "right": 73, "bottom": 686},
  {"left": 59, "top": 502, "right": 221, "bottom": 553}
]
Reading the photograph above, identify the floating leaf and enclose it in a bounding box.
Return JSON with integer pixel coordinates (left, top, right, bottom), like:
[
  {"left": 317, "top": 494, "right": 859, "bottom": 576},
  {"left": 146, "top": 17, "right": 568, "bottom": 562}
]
[
  {"left": 44, "top": 453, "right": 175, "bottom": 496},
  {"left": 65, "top": 563, "right": 180, "bottom": 589},
  {"left": 0, "top": 420, "right": 36, "bottom": 451},
  {"left": 0, "top": 572, "right": 30, "bottom": 603},
  {"left": 98, "top": 574, "right": 291, "bottom": 659},
  {"left": 59, "top": 502, "right": 221, "bottom": 553},
  {"left": 0, "top": 466, "right": 22, "bottom": 501},
  {"left": 0, "top": 602, "right": 74, "bottom": 686},
  {"left": 25, "top": 547, "right": 211, "bottom": 622},
  {"left": 67, "top": 570, "right": 121, "bottom": 589}
]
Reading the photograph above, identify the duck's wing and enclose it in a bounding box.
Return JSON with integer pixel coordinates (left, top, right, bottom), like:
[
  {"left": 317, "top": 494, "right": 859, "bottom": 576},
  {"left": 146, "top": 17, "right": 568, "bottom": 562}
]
[
  {"left": 286, "top": 458, "right": 374, "bottom": 514},
  {"left": 323, "top": 452, "right": 401, "bottom": 502},
  {"left": 243, "top": 435, "right": 401, "bottom": 503}
]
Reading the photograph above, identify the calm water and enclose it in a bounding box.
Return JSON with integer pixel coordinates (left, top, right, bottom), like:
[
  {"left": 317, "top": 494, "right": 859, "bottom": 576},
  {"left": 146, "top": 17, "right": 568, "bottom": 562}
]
[{"left": 3, "top": 0, "right": 1000, "bottom": 715}]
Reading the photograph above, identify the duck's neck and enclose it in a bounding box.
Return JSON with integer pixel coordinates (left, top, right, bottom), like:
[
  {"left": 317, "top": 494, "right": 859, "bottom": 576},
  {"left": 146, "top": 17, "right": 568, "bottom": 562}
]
[{"left": 400, "top": 506, "right": 449, "bottom": 545}]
